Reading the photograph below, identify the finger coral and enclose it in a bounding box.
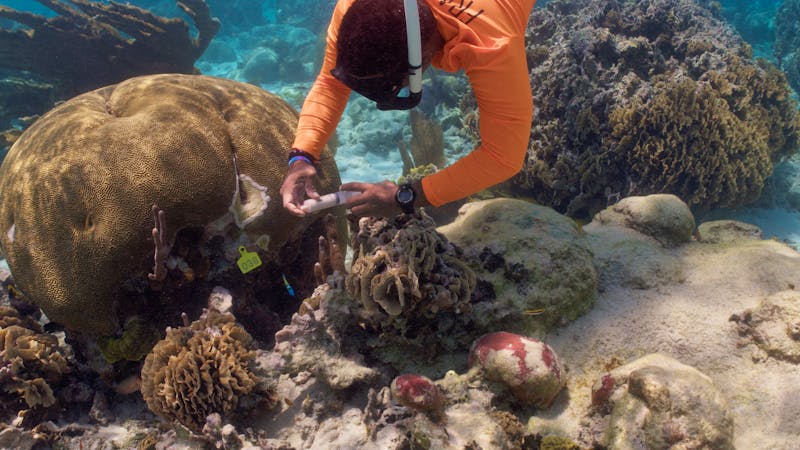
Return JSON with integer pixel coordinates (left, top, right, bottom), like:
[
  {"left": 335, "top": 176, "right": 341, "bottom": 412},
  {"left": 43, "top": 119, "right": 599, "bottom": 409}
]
[
  {"left": 140, "top": 309, "right": 276, "bottom": 432},
  {"left": 346, "top": 212, "right": 475, "bottom": 319},
  {"left": 0, "top": 74, "right": 341, "bottom": 335}
]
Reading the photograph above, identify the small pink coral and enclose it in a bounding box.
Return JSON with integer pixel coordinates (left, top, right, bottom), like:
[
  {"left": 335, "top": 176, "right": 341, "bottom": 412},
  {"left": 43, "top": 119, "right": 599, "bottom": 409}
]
[
  {"left": 591, "top": 373, "right": 616, "bottom": 408},
  {"left": 469, "top": 331, "right": 566, "bottom": 408},
  {"left": 390, "top": 374, "right": 443, "bottom": 412}
]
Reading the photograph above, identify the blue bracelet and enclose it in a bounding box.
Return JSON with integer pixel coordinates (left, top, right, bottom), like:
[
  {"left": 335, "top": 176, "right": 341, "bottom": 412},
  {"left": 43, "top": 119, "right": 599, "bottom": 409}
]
[{"left": 288, "top": 155, "right": 313, "bottom": 167}]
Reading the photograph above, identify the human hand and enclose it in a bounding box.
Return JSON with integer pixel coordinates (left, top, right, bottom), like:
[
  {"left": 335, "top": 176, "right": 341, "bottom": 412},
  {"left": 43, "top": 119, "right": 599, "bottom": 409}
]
[
  {"left": 340, "top": 180, "right": 400, "bottom": 217},
  {"left": 280, "top": 161, "right": 320, "bottom": 217}
]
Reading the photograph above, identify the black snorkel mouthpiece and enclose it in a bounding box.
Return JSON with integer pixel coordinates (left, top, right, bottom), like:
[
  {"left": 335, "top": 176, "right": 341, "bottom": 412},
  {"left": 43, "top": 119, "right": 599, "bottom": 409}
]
[{"left": 333, "top": 0, "right": 424, "bottom": 111}]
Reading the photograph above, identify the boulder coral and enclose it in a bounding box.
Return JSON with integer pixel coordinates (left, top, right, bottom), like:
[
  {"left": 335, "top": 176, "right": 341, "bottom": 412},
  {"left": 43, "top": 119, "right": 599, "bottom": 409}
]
[
  {"left": 513, "top": 0, "right": 800, "bottom": 218},
  {"left": 438, "top": 198, "right": 596, "bottom": 336},
  {"left": 0, "top": 74, "right": 341, "bottom": 335},
  {"left": 140, "top": 309, "right": 276, "bottom": 432},
  {"left": 346, "top": 212, "right": 475, "bottom": 319},
  {"left": 468, "top": 331, "right": 566, "bottom": 408}
]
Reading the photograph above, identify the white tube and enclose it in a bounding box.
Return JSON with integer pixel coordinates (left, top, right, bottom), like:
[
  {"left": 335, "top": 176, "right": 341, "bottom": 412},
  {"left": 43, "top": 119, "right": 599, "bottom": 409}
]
[
  {"left": 301, "top": 191, "right": 360, "bottom": 213},
  {"left": 404, "top": 0, "right": 423, "bottom": 95}
]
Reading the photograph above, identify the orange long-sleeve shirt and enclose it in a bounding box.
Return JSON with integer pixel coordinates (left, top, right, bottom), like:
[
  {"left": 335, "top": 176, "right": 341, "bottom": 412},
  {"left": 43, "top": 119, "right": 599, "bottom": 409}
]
[{"left": 292, "top": 0, "right": 536, "bottom": 206}]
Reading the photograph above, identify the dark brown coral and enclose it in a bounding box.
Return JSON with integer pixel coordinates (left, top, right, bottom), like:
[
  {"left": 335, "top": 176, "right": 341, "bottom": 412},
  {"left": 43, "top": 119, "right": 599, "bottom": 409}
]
[{"left": 0, "top": 0, "right": 219, "bottom": 99}]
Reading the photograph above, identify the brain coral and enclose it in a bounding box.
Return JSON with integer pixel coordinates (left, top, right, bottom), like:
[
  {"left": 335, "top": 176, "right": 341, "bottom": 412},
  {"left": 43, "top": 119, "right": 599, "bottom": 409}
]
[
  {"left": 513, "top": 0, "right": 800, "bottom": 218},
  {"left": 140, "top": 309, "right": 275, "bottom": 432},
  {"left": 0, "top": 74, "right": 340, "bottom": 335}
]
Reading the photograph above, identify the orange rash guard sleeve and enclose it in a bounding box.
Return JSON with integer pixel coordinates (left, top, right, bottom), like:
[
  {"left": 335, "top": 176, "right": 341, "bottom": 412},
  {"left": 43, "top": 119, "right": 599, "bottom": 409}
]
[
  {"left": 291, "top": 0, "right": 354, "bottom": 160},
  {"left": 422, "top": 0, "right": 535, "bottom": 206}
]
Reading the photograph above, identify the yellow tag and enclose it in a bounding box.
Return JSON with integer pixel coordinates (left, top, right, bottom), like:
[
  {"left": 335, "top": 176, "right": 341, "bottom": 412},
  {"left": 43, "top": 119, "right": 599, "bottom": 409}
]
[{"left": 236, "top": 246, "right": 262, "bottom": 274}]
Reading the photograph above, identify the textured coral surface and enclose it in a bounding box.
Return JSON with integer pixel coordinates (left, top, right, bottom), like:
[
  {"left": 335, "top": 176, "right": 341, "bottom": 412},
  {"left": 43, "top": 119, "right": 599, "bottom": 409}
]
[
  {"left": 0, "top": 74, "right": 340, "bottom": 334},
  {"left": 140, "top": 309, "right": 271, "bottom": 432},
  {"left": 516, "top": 0, "right": 800, "bottom": 218}
]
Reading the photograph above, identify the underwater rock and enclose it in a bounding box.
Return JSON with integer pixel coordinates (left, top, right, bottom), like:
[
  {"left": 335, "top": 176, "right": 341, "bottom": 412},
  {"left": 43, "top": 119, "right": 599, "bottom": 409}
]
[
  {"left": 390, "top": 373, "right": 444, "bottom": 413},
  {"left": 731, "top": 290, "right": 800, "bottom": 363},
  {"left": 586, "top": 353, "right": 734, "bottom": 450},
  {"left": 695, "top": 220, "right": 764, "bottom": 244},
  {"left": 347, "top": 212, "right": 475, "bottom": 319},
  {"left": 583, "top": 194, "right": 689, "bottom": 290},
  {"left": 469, "top": 331, "right": 566, "bottom": 408},
  {"left": 140, "top": 309, "right": 277, "bottom": 432},
  {"left": 439, "top": 198, "right": 596, "bottom": 336},
  {"left": 514, "top": 0, "right": 800, "bottom": 218},
  {"left": 0, "top": 74, "right": 341, "bottom": 335},
  {"left": 273, "top": 292, "right": 380, "bottom": 390},
  {"left": 589, "top": 194, "right": 694, "bottom": 248}
]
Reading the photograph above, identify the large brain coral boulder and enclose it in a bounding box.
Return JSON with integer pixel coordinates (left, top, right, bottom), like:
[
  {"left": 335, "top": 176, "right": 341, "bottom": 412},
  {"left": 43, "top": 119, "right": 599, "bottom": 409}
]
[
  {"left": 515, "top": 0, "right": 800, "bottom": 218},
  {"left": 0, "top": 74, "right": 340, "bottom": 335}
]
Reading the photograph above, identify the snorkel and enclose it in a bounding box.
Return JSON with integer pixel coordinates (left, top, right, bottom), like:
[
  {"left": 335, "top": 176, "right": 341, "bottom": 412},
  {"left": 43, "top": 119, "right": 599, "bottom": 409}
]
[
  {"left": 398, "top": 0, "right": 423, "bottom": 110},
  {"left": 332, "top": 0, "right": 424, "bottom": 111}
]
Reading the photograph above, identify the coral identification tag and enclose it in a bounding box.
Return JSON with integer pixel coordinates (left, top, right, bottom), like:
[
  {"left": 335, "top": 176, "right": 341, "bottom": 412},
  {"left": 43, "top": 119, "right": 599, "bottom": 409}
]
[{"left": 237, "top": 247, "right": 262, "bottom": 274}]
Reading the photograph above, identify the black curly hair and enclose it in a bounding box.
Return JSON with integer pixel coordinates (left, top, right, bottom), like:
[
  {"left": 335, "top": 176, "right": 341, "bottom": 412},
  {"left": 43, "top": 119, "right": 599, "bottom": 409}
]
[{"left": 336, "top": 0, "right": 437, "bottom": 79}]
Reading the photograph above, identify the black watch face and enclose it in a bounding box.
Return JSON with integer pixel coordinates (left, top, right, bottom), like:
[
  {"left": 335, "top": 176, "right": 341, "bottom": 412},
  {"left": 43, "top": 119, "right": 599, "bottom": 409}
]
[{"left": 397, "top": 187, "right": 414, "bottom": 203}]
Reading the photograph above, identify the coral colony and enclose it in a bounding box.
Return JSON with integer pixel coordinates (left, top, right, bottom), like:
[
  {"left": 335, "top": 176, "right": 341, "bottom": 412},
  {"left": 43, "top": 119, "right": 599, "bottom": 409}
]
[{"left": 0, "top": 0, "right": 799, "bottom": 448}]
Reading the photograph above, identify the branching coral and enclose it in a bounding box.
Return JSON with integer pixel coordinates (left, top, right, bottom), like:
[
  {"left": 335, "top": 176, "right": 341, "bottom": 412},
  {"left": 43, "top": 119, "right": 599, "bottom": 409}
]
[
  {"left": 140, "top": 309, "right": 276, "bottom": 432},
  {"left": 346, "top": 212, "right": 475, "bottom": 320}
]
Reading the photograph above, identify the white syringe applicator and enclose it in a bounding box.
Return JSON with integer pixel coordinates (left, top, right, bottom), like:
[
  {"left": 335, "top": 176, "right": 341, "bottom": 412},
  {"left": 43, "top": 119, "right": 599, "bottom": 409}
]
[{"left": 301, "top": 191, "right": 359, "bottom": 214}]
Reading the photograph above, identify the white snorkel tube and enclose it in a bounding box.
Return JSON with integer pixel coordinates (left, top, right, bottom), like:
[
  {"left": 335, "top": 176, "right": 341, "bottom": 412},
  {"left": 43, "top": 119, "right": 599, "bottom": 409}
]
[{"left": 404, "top": 0, "right": 423, "bottom": 98}]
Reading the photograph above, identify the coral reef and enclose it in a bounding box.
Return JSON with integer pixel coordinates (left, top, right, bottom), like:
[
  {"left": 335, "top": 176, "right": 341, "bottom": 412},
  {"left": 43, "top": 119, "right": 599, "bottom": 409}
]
[
  {"left": 346, "top": 212, "right": 475, "bottom": 320},
  {"left": 0, "top": 0, "right": 218, "bottom": 97},
  {"left": 775, "top": 0, "right": 800, "bottom": 93},
  {"left": 140, "top": 308, "right": 276, "bottom": 432},
  {"left": 583, "top": 354, "right": 734, "bottom": 450},
  {"left": 438, "top": 198, "right": 597, "bottom": 336},
  {"left": 514, "top": 0, "right": 800, "bottom": 218},
  {"left": 0, "top": 74, "right": 341, "bottom": 335},
  {"left": 468, "top": 331, "right": 566, "bottom": 408}
]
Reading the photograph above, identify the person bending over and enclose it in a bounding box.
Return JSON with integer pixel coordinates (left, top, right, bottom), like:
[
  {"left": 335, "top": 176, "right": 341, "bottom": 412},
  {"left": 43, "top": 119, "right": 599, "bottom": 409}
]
[{"left": 280, "top": 0, "right": 535, "bottom": 217}]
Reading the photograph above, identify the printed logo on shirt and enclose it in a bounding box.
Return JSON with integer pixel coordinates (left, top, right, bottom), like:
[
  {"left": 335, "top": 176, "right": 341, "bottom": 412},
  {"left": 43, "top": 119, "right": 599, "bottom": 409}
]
[{"left": 439, "top": 0, "right": 484, "bottom": 25}]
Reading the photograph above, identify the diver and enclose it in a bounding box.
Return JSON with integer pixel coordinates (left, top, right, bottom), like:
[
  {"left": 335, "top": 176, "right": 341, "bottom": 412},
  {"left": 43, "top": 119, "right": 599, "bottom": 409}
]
[{"left": 280, "top": 0, "right": 536, "bottom": 218}]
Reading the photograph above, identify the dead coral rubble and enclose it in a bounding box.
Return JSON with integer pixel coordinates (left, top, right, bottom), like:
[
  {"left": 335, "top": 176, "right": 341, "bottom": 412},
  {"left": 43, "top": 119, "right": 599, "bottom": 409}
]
[{"left": 0, "top": 0, "right": 220, "bottom": 98}]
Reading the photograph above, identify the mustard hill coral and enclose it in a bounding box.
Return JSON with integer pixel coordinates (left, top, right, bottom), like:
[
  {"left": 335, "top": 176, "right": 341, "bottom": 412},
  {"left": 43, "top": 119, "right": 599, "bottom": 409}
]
[
  {"left": 140, "top": 309, "right": 276, "bottom": 432},
  {"left": 346, "top": 212, "right": 475, "bottom": 320},
  {"left": 0, "top": 74, "right": 341, "bottom": 335}
]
